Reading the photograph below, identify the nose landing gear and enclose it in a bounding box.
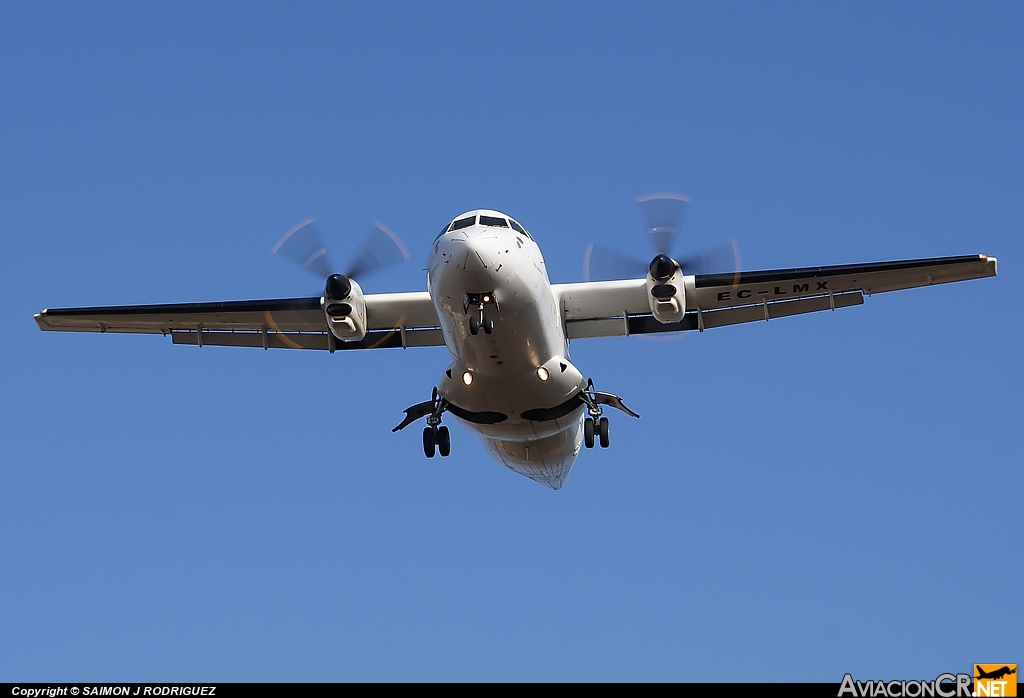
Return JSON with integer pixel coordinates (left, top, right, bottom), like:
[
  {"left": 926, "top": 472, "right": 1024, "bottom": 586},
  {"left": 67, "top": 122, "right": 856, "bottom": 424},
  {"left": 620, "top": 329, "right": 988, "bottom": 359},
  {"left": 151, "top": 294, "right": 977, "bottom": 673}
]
[
  {"left": 469, "top": 314, "right": 493, "bottom": 335},
  {"left": 466, "top": 293, "right": 495, "bottom": 335}
]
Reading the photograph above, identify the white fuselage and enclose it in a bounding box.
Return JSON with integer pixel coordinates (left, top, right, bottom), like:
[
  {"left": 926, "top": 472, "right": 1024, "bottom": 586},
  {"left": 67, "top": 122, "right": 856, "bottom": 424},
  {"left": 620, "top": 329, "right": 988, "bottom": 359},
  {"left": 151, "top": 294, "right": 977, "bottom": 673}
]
[{"left": 426, "top": 210, "right": 587, "bottom": 489}]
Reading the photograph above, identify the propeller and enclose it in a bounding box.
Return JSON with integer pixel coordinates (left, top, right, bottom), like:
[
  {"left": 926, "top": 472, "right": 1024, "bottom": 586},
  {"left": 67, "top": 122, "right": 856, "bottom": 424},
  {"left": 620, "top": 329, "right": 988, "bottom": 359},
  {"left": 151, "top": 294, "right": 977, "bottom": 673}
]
[
  {"left": 583, "top": 193, "right": 740, "bottom": 282},
  {"left": 638, "top": 192, "right": 688, "bottom": 256},
  {"left": 272, "top": 218, "right": 410, "bottom": 298}
]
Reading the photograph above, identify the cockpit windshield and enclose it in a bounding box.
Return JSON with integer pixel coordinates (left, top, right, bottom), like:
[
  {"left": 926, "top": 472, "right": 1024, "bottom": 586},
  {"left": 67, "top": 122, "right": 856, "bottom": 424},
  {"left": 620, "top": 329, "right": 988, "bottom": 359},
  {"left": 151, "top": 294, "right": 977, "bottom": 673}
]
[
  {"left": 479, "top": 215, "right": 509, "bottom": 228},
  {"left": 448, "top": 215, "right": 476, "bottom": 232},
  {"left": 435, "top": 212, "right": 532, "bottom": 240},
  {"left": 509, "top": 219, "right": 531, "bottom": 239}
]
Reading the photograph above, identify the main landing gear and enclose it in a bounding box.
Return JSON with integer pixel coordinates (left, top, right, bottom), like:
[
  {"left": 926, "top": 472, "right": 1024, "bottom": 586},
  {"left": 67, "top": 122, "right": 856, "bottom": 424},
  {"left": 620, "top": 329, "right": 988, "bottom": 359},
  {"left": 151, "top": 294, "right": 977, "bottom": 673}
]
[
  {"left": 466, "top": 293, "right": 495, "bottom": 335},
  {"left": 422, "top": 424, "right": 450, "bottom": 458},
  {"left": 393, "top": 387, "right": 453, "bottom": 459},
  {"left": 583, "top": 415, "right": 610, "bottom": 449},
  {"left": 580, "top": 379, "right": 640, "bottom": 450}
]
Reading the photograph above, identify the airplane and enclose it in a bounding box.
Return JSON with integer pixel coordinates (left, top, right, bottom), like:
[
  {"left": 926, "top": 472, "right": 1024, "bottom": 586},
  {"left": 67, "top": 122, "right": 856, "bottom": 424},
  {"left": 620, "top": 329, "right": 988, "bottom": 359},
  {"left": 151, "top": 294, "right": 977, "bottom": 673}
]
[
  {"left": 976, "top": 666, "right": 1016, "bottom": 681},
  {"left": 34, "top": 195, "right": 997, "bottom": 489}
]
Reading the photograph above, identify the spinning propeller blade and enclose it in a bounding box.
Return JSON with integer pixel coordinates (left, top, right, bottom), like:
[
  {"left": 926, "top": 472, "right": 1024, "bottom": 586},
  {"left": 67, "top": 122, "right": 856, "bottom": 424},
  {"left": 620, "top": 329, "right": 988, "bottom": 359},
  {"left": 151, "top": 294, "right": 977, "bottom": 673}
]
[
  {"left": 583, "top": 193, "right": 741, "bottom": 282},
  {"left": 636, "top": 192, "right": 689, "bottom": 256},
  {"left": 271, "top": 218, "right": 333, "bottom": 279},
  {"left": 344, "top": 222, "right": 411, "bottom": 279},
  {"left": 582, "top": 244, "right": 647, "bottom": 282},
  {"left": 273, "top": 218, "right": 410, "bottom": 283},
  {"left": 675, "top": 239, "right": 742, "bottom": 276}
]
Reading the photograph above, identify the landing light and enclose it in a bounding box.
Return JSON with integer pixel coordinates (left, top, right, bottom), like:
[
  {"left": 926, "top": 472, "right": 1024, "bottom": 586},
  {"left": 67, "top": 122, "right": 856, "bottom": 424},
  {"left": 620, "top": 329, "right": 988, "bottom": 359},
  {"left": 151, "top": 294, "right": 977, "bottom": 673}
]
[
  {"left": 536, "top": 367, "right": 549, "bottom": 381},
  {"left": 482, "top": 294, "right": 491, "bottom": 303},
  {"left": 462, "top": 371, "right": 474, "bottom": 386}
]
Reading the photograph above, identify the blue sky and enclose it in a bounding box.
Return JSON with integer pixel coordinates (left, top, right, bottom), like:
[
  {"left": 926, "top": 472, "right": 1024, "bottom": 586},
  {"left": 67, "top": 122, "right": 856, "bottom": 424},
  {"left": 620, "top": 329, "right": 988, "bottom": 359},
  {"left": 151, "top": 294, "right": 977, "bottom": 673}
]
[{"left": 1, "top": 2, "right": 1020, "bottom": 682}]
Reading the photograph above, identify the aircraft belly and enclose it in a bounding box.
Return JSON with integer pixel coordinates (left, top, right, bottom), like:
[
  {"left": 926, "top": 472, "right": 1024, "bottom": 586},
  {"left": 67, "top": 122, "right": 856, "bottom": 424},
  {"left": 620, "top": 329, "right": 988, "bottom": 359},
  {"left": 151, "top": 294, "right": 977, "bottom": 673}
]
[{"left": 480, "top": 411, "right": 585, "bottom": 490}]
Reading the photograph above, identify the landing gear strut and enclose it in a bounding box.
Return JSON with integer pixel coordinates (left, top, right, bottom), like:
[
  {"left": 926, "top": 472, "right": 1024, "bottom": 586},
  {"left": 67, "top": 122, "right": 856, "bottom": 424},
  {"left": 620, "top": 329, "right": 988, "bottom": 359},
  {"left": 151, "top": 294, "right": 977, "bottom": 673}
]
[
  {"left": 394, "top": 387, "right": 453, "bottom": 459},
  {"left": 580, "top": 379, "right": 638, "bottom": 449}
]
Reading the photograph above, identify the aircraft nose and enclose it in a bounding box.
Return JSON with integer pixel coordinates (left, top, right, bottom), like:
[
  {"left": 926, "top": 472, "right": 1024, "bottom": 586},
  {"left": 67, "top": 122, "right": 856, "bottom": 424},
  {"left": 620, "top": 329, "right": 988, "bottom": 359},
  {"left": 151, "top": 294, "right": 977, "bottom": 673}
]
[
  {"left": 456, "top": 231, "right": 501, "bottom": 272},
  {"left": 452, "top": 231, "right": 504, "bottom": 293}
]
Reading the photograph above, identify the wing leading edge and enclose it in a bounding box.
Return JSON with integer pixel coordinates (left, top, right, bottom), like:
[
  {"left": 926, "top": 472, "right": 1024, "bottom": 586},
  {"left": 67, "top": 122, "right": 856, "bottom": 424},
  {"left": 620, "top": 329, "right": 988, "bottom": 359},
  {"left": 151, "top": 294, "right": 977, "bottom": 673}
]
[
  {"left": 34, "top": 292, "right": 444, "bottom": 351},
  {"left": 556, "top": 254, "right": 997, "bottom": 339}
]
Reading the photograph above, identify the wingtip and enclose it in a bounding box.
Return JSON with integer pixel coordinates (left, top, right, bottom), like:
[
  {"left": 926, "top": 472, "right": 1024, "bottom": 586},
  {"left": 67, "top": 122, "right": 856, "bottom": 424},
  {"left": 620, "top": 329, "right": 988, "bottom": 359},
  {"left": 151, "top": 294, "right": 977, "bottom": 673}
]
[{"left": 982, "top": 254, "right": 998, "bottom": 275}]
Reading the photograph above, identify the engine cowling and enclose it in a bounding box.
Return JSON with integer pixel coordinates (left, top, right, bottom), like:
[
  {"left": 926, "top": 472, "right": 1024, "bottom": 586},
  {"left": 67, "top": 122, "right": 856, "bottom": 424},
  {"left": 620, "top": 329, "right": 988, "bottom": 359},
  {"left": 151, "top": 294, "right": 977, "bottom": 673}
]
[
  {"left": 323, "top": 273, "right": 367, "bottom": 342},
  {"left": 645, "top": 254, "right": 686, "bottom": 324}
]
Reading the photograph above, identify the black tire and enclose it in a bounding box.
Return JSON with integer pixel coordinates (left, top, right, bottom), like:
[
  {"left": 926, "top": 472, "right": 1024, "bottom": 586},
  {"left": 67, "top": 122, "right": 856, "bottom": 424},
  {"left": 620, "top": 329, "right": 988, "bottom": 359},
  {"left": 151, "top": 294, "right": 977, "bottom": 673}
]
[
  {"left": 422, "top": 427, "right": 436, "bottom": 458},
  {"left": 599, "top": 417, "right": 610, "bottom": 448},
  {"left": 469, "top": 316, "right": 479, "bottom": 335},
  {"left": 483, "top": 317, "right": 494, "bottom": 334},
  {"left": 584, "top": 418, "right": 595, "bottom": 449},
  {"left": 437, "top": 426, "right": 451, "bottom": 457}
]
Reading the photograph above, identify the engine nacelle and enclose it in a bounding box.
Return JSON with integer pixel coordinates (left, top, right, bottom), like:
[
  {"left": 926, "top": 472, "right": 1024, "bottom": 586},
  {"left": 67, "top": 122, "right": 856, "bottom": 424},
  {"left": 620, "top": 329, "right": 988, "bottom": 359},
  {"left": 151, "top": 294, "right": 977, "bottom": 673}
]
[
  {"left": 322, "top": 273, "right": 367, "bottom": 342},
  {"left": 645, "top": 254, "right": 686, "bottom": 324}
]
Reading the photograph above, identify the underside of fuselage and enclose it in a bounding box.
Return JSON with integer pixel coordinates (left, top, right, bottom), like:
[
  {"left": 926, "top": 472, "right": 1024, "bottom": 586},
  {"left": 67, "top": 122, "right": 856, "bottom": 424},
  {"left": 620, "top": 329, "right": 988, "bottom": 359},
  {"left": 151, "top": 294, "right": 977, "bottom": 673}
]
[{"left": 479, "top": 409, "right": 585, "bottom": 490}]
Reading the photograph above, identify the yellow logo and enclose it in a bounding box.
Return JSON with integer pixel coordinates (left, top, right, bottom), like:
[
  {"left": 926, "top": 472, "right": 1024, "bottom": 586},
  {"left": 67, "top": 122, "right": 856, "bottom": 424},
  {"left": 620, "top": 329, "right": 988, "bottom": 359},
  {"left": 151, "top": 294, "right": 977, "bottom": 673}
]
[{"left": 975, "top": 665, "right": 1017, "bottom": 697}]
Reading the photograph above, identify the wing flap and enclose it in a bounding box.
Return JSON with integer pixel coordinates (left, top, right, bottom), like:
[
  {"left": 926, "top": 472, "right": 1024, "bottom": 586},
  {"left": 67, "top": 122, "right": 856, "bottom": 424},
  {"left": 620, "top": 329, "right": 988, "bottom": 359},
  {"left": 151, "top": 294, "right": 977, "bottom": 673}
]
[
  {"left": 172, "top": 329, "right": 328, "bottom": 350},
  {"left": 169, "top": 326, "right": 444, "bottom": 350},
  {"left": 630, "top": 291, "right": 864, "bottom": 334},
  {"left": 566, "top": 291, "right": 864, "bottom": 338}
]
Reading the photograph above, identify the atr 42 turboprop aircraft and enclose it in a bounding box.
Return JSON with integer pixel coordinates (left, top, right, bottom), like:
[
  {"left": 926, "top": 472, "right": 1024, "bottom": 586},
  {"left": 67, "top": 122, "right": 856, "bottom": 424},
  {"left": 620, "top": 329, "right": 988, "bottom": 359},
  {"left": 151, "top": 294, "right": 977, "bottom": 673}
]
[{"left": 35, "top": 196, "right": 997, "bottom": 489}]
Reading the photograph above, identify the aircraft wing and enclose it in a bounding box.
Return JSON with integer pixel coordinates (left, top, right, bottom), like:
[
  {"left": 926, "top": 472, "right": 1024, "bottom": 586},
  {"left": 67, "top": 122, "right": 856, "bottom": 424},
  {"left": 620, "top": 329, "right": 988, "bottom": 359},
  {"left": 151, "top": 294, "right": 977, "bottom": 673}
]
[
  {"left": 556, "top": 254, "right": 997, "bottom": 339},
  {"left": 34, "top": 292, "right": 444, "bottom": 351}
]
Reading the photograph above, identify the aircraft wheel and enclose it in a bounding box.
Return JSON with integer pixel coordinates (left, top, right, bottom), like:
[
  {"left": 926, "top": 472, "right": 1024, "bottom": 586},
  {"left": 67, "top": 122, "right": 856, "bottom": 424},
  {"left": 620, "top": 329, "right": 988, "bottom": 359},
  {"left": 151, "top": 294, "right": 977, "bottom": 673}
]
[
  {"left": 482, "top": 316, "right": 494, "bottom": 334},
  {"left": 469, "top": 317, "right": 479, "bottom": 335},
  {"left": 598, "top": 417, "right": 610, "bottom": 448},
  {"left": 437, "top": 426, "right": 451, "bottom": 457},
  {"left": 423, "top": 427, "right": 436, "bottom": 458},
  {"left": 584, "top": 418, "right": 595, "bottom": 449}
]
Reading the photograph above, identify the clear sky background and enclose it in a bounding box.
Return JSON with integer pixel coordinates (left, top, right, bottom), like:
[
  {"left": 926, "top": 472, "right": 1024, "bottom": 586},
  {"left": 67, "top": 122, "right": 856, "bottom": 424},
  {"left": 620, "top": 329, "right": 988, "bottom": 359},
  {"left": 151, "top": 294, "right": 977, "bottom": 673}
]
[{"left": 1, "top": 2, "right": 1020, "bottom": 682}]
